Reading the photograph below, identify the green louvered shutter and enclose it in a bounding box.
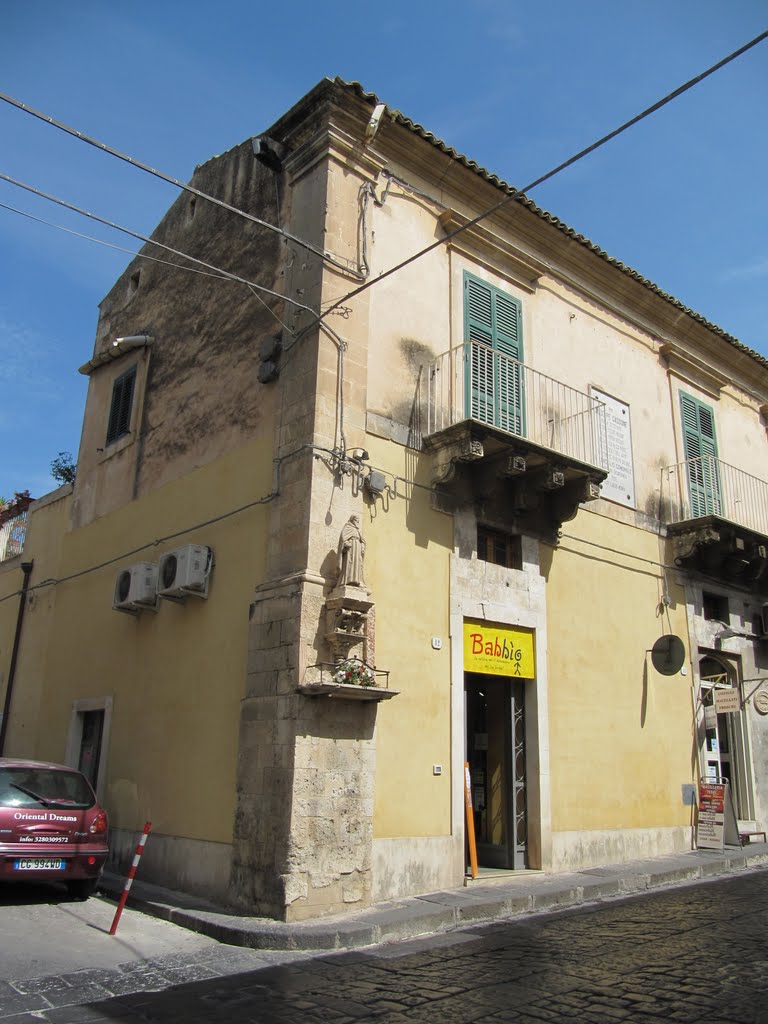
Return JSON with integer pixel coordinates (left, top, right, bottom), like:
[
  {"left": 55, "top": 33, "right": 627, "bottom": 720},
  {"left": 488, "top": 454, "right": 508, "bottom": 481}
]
[
  {"left": 464, "top": 273, "right": 524, "bottom": 434},
  {"left": 680, "top": 392, "right": 720, "bottom": 516},
  {"left": 106, "top": 366, "right": 137, "bottom": 446}
]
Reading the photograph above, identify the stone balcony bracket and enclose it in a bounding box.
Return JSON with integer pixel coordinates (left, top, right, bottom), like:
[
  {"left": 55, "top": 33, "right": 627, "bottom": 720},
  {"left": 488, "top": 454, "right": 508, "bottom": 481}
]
[
  {"left": 424, "top": 421, "right": 606, "bottom": 542},
  {"left": 669, "top": 518, "right": 768, "bottom": 595}
]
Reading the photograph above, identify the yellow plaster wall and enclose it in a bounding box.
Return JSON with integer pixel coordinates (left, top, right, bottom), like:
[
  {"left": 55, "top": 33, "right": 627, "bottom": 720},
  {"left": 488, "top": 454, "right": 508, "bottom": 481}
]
[
  {"left": 27, "top": 437, "right": 273, "bottom": 845},
  {"left": 362, "top": 435, "right": 454, "bottom": 838},
  {"left": 545, "top": 508, "right": 694, "bottom": 832},
  {"left": 0, "top": 489, "right": 72, "bottom": 755}
]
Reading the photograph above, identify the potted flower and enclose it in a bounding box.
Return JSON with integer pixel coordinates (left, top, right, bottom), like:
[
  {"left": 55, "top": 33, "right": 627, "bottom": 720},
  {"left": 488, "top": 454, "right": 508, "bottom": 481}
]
[{"left": 333, "top": 657, "right": 376, "bottom": 688}]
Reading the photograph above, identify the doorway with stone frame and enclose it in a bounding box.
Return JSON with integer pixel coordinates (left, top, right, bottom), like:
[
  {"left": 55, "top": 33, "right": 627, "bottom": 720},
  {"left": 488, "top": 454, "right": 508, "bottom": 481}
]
[
  {"left": 698, "top": 653, "right": 754, "bottom": 822},
  {"left": 464, "top": 672, "right": 528, "bottom": 870}
]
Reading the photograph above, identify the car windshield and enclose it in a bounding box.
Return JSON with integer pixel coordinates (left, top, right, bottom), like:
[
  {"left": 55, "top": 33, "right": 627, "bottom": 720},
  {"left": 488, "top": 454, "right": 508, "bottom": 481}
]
[{"left": 0, "top": 767, "right": 95, "bottom": 810}]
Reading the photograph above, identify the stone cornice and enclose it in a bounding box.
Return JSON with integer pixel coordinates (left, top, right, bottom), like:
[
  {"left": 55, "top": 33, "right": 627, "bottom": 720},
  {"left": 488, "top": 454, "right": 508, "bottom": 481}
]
[
  {"left": 251, "top": 570, "right": 327, "bottom": 602},
  {"left": 438, "top": 210, "right": 547, "bottom": 293},
  {"left": 659, "top": 342, "right": 731, "bottom": 399},
  {"left": 283, "top": 123, "right": 387, "bottom": 187}
]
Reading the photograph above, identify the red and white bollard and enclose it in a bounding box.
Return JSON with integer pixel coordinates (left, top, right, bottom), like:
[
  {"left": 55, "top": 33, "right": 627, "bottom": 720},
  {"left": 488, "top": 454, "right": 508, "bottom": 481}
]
[{"left": 109, "top": 821, "right": 152, "bottom": 936}]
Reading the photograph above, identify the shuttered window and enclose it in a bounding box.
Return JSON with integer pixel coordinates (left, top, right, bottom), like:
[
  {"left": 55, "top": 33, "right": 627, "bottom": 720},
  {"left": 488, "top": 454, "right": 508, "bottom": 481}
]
[
  {"left": 106, "top": 366, "right": 136, "bottom": 446},
  {"left": 464, "top": 272, "right": 524, "bottom": 434},
  {"left": 680, "top": 392, "right": 720, "bottom": 516}
]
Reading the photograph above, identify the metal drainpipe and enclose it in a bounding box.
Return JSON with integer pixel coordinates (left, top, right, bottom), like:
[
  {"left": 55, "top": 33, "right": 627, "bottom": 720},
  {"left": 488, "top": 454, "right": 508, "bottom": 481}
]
[{"left": 0, "top": 560, "right": 34, "bottom": 756}]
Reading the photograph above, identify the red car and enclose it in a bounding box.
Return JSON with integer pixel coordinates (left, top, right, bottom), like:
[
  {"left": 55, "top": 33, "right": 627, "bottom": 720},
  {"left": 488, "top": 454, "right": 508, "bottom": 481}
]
[{"left": 0, "top": 757, "right": 109, "bottom": 899}]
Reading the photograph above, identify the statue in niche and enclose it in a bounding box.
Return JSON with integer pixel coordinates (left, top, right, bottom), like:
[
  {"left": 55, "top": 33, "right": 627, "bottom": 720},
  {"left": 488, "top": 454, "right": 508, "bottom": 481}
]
[{"left": 336, "top": 514, "right": 366, "bottom": 588}]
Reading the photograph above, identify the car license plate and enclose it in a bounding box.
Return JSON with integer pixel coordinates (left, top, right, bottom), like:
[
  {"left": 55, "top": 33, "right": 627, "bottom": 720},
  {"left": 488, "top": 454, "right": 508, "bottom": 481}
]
[{"left": 13, "top": 859, "right": 65, "bottom": 871}]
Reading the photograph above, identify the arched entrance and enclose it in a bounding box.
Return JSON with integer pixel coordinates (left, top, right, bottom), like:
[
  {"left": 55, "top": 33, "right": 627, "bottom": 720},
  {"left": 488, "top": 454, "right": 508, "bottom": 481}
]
[{"left": 698, "top": 655, "right": 753, "bottom": 820}]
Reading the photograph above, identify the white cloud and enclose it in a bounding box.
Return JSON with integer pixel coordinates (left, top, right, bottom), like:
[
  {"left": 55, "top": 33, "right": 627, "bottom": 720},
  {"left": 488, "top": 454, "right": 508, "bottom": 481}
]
[{"left": 723, "top": 260, "right": 768, "bottom": 282}]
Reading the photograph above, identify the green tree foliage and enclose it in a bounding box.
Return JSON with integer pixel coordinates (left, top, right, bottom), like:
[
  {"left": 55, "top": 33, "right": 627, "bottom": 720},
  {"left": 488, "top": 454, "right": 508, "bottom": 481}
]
[{"left": 51, "top": 451, "right": 77, "bottom": 485}]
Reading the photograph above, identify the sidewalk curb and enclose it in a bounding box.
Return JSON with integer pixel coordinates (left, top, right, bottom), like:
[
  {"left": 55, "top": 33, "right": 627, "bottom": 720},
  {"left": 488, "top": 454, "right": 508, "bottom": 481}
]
[{"left": 98, "top": 845, "right": 768, "bottom": 952}]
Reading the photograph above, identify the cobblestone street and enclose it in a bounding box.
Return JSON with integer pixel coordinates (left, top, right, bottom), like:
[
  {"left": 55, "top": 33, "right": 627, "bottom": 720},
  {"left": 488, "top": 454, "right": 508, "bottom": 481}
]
[{"left": 4, "top": 868, "right": 768, "bottom": 1023}]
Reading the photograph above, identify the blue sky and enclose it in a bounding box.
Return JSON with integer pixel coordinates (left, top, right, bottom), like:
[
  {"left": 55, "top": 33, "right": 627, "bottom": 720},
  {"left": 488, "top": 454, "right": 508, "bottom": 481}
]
[{"left": 1, "top": 1, "right": 766, "bottom": 500}]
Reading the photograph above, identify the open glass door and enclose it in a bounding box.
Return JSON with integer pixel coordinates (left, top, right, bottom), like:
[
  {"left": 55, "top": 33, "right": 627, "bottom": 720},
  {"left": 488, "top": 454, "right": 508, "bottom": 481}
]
[{"left": 465, "top": 673, "right": 527, "bottom": 869}]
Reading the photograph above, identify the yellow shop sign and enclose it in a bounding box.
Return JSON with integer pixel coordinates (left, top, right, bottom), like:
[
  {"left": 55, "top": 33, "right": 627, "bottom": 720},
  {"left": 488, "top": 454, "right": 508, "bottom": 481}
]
[{"left": 463, "top": 621, "right": 534, "bottom": 678}]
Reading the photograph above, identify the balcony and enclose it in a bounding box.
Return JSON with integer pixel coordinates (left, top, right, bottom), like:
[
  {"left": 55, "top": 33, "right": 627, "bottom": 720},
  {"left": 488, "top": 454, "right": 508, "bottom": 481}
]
[
  {"left": 0, "top": 497, "right": 31, "bottom": 563},
  {"left": 425, "top": 342, "right": 608, "bottom": 541},
  {"left": 662, "top": 457, "right": 768, "bottom": 594}
]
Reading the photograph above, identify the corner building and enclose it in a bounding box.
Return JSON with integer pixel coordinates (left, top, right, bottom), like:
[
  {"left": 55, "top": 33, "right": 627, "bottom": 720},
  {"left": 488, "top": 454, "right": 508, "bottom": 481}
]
[{"left": 2, "top": 78, "right": 767, "bottom": 921}]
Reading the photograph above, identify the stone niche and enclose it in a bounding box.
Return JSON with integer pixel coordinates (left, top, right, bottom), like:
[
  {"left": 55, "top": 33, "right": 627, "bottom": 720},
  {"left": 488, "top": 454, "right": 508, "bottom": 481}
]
[
  {"left": 300, "top": 513, "right": 397, "bottom": 701},
  {"left": 325, "top": 584, "right": 373, "bottom": 663}
]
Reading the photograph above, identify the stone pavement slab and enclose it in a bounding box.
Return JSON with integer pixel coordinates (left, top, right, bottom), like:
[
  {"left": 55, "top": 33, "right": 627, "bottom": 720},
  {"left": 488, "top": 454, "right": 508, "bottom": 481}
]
[
  {"left": 8, "top": 867, "right": 768, "bottom": 1023},
  {"left": 97, "top": 843, "right": 768, "bottom": 952}
]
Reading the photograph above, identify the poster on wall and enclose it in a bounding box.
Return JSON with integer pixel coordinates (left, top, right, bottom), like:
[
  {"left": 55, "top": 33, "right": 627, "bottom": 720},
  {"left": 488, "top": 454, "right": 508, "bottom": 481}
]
[{"left": 591, "top": 387, "right": 636, "bottom": 508}]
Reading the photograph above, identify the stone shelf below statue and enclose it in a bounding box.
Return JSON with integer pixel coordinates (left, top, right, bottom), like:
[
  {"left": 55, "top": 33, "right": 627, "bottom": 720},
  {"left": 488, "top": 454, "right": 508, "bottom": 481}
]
[{"left": 297, "top": 680, "right": 399, "bottom": 701}]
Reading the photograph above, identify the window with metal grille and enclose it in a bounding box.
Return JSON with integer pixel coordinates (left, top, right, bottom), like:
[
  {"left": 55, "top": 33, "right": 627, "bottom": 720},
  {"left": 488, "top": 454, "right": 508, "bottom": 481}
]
[
  {"left": 477, "top": 526, "right": 522, "bottom": 569},
  {"left": 106, "top": 366, "right": 136, "bottom": 445}
]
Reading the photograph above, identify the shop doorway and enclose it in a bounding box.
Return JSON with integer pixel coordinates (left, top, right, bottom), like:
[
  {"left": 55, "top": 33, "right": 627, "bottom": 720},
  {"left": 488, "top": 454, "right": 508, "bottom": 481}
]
[
  {"left": 465, "top": 673, "right": 528, "bottom": 869},
  {"left": 699, "top": 655, "right": 753, "bottom": 820}
]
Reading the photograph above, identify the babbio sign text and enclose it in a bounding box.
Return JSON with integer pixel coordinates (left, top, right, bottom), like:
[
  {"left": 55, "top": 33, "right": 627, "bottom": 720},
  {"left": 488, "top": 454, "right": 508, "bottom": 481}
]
[{"left": 463, "top": 621, "right": 534, "bottom": 678}]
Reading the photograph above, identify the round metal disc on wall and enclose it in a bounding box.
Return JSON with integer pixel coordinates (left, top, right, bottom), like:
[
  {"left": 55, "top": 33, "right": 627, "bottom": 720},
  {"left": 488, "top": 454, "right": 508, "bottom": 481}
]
[
  {"left": 651, "top": 634, "right": 686, "bottom": 675},
  {"left": 753, "top": 689, "right": 768, "bottom": 715}
]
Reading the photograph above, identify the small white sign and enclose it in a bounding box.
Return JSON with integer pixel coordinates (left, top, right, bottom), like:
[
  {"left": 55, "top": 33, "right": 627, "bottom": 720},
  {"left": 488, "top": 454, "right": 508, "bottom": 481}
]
[{"left": 714, "top": 688, "right": 741, "bottom": 715}]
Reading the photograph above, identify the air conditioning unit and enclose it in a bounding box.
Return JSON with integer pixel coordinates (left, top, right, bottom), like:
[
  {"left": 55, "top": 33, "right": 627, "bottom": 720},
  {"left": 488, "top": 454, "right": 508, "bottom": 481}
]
[
  {"left": 157, "top": 544, "right": 212, "bottom": 601},
  {"left": 113, "top": 562, "right": 158, "bottom": 614}
]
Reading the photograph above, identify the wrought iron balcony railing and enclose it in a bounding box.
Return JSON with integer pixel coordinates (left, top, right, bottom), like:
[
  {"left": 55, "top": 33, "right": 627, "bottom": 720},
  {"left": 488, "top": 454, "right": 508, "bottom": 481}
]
[
  {"left": 427, "top": 341, "right": 608, "bottom": 471},
  {"left": 663, "top": 457, "right": 768, "bottom": 536},
  {"left": 0, "top": 510, "right": 29, "bottom": 562}
]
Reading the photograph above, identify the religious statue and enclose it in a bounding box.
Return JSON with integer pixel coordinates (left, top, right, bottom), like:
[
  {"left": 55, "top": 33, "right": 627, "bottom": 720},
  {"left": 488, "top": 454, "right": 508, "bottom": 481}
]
[{"left": 336, "top": 514, "right": 366, "bottom": 587}]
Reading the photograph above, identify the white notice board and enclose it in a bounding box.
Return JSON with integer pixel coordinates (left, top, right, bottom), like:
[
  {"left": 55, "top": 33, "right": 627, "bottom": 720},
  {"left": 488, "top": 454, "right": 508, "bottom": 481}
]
[{"left": 591, "top": 387, "right": 636, "bottom": 508}]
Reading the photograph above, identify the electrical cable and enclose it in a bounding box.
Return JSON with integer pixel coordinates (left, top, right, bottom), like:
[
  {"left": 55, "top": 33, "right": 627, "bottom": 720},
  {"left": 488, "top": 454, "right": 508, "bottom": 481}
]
[
  {"left": 0, "top": 200, "right": 234, "bottom": 282},
  {"left": 316, "top": 30, "right": 768, "bottom": 325},
  {"left": 0, "top": 171, "right": 319, "bottom": 319},
  {"left": 0, "top": 89, "right": 363, "bottom": 278},
  {"left": 0, "top": 442, "right": 339, "bottom": 605}
]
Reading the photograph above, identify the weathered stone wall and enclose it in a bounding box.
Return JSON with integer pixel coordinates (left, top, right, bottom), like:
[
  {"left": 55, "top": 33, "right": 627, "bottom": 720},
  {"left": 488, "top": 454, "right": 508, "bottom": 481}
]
[{"left": 73, "top": 140, "right": 285, "bottom": 528}]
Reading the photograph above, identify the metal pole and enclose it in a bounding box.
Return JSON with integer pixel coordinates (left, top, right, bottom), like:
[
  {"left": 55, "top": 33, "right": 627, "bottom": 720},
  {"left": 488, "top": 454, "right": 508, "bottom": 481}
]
[
  {"left": 0, "top": 560, "right": 33, "bottom": 755},
  {"left": 109, "top": 822, "right": 153, "bottom": 936}
]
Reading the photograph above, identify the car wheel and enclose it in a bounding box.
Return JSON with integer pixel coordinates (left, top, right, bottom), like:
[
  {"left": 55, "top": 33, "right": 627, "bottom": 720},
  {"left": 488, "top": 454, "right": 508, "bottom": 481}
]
[{"left": 67, "top": 879, "right": 98, "bottom": 901}]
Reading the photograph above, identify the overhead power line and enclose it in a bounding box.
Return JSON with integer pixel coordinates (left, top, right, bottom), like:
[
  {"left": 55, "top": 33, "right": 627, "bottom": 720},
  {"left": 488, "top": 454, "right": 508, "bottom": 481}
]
[
  {"left": 0, "top": 200, "right": 234, "bottom": 282},
  {"left": 0, "top": 89, "right": 359, "bottom": 277},
  {"left": 2, "top": 29, "right": 765, "bottom": 338},
  {"left": 0, "top": 171, "right": 318, "bottom": 320},
  {"left": 316, "top": 29, "right": 768, "bottom": 324}
]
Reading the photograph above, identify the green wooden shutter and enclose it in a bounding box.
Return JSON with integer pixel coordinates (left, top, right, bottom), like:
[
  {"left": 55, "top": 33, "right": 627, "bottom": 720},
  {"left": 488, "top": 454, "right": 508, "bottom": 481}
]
[
  {"left": 464, "top": 273, "right": 524, "bottom": 433},
  {"left": 465, "top": 275, "right": 495, "bottom": 424},
  {"left": 680, "top": 392, "right": 720, "bottom": 516}
]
